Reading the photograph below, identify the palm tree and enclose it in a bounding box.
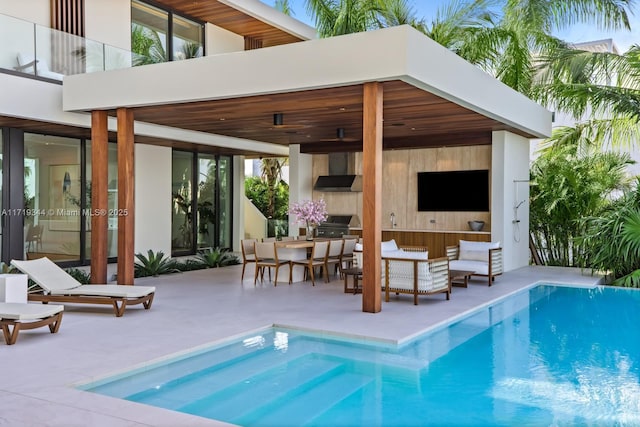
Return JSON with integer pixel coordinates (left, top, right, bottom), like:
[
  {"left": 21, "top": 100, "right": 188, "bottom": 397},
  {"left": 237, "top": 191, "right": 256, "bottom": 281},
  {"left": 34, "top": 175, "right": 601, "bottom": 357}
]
[
  {"left": 274, "top": 0, "right": 295, "bottom": 16},
  {"left": 532, "top": 44, "right": 640, "bottom": 154},
  {"left": 260, "top": 157, "right": 288, "bottom": 219},
  {"left": 424, "top": 0, "right": 635, "bottom": 96}
]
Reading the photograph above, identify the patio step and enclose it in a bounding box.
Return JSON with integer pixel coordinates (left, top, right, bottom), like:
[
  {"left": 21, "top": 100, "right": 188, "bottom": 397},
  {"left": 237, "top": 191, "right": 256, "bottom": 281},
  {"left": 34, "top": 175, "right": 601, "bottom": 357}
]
[
  {"left": 234, "top": 367, "right": 374, "bottom": 426},
  {"left": 177, "top": 354, "right": 345, "bottom": 420}
]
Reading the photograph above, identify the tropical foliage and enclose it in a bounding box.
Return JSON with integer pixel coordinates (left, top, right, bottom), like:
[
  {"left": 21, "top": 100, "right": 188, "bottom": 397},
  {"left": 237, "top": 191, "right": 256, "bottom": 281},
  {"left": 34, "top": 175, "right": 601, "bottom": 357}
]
[
  {"left": 134, "top": 250, "right": 181, "bottom": 277},
  {"left": 578, "top": 181, "right": 640, "bottom": 286},
  {"left": 245, "top": 175, "right": 289, "bottom": 220},
  {"left": 529, "top": 144, "right": 634, "bottom": 267},
  {"left": 65, "top": 267, "right": 92, "bottom": 284},
  {"left": 131, "top": 23, "right": 166, "bottom": 65},
  {"left": 195, "top": 247, "right": 240, "bottom": 268}
]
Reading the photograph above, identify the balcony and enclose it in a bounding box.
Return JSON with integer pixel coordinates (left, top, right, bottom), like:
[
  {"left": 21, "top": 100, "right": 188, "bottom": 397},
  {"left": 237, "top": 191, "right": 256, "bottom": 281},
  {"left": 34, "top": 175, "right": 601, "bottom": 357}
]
[{"left": 0, "top": 13, "right": 146, "bottom": 83}]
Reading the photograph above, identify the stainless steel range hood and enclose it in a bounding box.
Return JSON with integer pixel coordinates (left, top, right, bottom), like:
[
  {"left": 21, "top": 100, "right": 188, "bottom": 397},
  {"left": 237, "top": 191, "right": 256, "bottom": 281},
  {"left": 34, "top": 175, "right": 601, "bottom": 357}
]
[{"left": 314, "top": 153, "right": 362, "bottom": 192}]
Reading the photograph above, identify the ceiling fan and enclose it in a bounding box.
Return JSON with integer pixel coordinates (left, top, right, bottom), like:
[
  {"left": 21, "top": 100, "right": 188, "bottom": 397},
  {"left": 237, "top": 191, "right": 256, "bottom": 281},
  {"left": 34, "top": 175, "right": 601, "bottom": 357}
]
[{"left": 320, "top": 127, "right": 360, "bottom": 142}]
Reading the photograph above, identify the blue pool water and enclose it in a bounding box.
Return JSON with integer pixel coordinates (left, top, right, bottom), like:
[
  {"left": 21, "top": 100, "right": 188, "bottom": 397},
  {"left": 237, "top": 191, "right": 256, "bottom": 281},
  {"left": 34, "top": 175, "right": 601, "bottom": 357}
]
[{"left": 82, "top": 284, "right": 640, "bottom": 426}]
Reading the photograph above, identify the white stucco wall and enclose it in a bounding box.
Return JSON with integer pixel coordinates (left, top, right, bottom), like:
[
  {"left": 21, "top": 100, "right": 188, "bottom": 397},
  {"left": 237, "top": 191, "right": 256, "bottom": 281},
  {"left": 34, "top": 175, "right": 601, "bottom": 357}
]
[
  {"left": 491, "top": 131, "right": 532, "bottom": 272},
  {"left": 206, "top": 23, "right": 245, "bottom": 55},
  {"left": 0, "top": 0, "right": 49, "bottom": 26},
  {"left": 288, "top": 144, "right": 313, "bottom": 237},
  {"left": 84, "top": 0, "right": 131, "bottom": 50},
  {"left": 135, "top": 144, "right": 171, "bottom": 255}
]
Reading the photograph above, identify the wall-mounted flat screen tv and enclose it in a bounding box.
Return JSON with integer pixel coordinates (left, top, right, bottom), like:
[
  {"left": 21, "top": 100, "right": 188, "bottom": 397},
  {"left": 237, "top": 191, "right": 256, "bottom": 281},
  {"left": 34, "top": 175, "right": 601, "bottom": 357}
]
[{"left": 417, "top": 170, "right": 489, "bottom": 212}]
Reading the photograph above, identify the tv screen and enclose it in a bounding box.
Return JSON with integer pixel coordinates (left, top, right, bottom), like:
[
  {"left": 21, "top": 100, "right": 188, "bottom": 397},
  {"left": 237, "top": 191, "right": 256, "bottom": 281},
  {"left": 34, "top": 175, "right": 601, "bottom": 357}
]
[{"left": 417, "top": 170, "right": 489, "bottom": 212}]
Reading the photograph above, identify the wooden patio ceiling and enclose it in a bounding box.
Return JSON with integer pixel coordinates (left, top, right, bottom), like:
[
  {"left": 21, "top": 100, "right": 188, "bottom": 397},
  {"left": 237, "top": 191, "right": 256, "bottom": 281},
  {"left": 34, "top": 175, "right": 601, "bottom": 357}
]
[
  {"left": 127, "top": 80, "right": 528, "bottom": 154},
  {"left": 0, "top": 115, "right": 267, "bottom": 157},
  {"left": 155, "top": 0, "right": 306, "bottom": 47}
]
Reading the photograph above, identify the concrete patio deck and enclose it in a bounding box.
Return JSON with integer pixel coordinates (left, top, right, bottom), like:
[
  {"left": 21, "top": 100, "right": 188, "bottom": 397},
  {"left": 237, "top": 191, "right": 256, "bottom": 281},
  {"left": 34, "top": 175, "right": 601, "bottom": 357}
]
[{"left": 0, "top": 264, "right": 601, "bottom": 426}]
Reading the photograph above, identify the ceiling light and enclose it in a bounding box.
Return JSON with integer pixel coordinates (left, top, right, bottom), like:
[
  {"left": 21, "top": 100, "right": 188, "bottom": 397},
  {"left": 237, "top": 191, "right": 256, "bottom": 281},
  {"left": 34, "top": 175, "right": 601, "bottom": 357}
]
[
  {"left": 337, "top": 128, "right": 345, "bottom": 139},
  {"left": 273, "top": 113, "right": 284, "bottom": 126}
]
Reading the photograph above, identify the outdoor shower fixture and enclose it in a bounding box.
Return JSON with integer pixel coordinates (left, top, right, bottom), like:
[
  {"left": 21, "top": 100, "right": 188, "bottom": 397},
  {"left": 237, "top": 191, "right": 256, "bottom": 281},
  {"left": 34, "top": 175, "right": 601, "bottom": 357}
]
[{"left": 512, "top": 179, "right": 530, "bottom": 242}]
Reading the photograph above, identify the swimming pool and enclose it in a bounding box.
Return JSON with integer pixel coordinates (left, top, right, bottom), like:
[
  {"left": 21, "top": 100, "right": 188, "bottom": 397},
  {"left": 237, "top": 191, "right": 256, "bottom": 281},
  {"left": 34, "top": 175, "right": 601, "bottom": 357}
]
[{"left": 81, "top": 284, "right": 640, "bottom": 426}]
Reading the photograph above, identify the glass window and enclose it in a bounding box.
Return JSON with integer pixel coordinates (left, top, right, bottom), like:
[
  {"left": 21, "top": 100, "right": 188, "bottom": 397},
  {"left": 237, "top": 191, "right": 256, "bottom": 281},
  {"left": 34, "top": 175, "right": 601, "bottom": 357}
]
[
  {"left": 173, "top": 15, "right": 203, "bottom": 60},
  {"left": 197, "top": 155, "right": 216, "bottom": 249},
  {"left": 218, "top": 156, "right": 232, "bottom": 249},
  {"left": 131, "top": 0, "right": 169, "bottom": 64},
  {"left": 85, "top": 142, "right": 118, "bottom": 259},
  {"left": 172, "top": 151, "right": 233, "bottom": 255},
  {"left": 24, "top": 134, "right": 82, "bottom": 262},
  {"left": 131, "top": 0, "right": 204, "bottom": 64},
  {"left": 172, "top": 151, "right": 194, "bottom": 253}
]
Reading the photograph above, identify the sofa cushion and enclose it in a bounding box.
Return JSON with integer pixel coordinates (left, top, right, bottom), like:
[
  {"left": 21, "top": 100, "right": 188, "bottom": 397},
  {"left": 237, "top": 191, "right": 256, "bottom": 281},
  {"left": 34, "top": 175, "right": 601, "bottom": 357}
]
[
  {"left": 459, "top": 240, "right": 500, "bottom": 262},
  {"left": 381, "top": 239, "right": 399, "bottom": 252},
  {"left": 382, "top": 249, "right": 428, "bottom": 260},
  {"left": 449, "top": 259, "right": 488, "bottom": 275}
]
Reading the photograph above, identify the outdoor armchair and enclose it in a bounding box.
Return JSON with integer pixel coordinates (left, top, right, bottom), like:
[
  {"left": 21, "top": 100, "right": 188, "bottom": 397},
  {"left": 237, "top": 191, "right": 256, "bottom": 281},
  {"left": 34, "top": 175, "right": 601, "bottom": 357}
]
[{"left": 446, "top": 240, "right": 503, "bottom": 286}]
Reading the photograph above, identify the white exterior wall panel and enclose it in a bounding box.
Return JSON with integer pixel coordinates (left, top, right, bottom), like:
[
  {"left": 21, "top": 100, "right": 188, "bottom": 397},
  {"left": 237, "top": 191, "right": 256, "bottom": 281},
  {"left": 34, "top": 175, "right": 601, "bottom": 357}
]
[{"left": 134, "top": 144, "right": 172, "bottom": 255}]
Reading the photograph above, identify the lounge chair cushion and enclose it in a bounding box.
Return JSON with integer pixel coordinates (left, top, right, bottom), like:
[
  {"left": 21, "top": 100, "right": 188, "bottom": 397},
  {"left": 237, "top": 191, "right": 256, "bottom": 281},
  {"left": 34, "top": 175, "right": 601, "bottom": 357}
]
[
  {"left": 0, "top": 302, "right": 63, "bottom": 321},
  {"left": 459, "top": 240, "right": 500, "bottom": 262},
  {"left": 11, "top": 257, "right": 155, "bottom": 296}
]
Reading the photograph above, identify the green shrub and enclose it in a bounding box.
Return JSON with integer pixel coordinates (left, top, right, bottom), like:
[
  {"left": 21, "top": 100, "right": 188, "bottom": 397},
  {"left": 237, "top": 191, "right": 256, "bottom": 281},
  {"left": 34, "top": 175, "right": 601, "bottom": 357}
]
[
  {"left": 134, "top": 250, "right": 181, "bottom": 277},
  {"left": 195, "top": 247, "right": 240, "bottom": 268},
  {"left": 65, "top": 267, "right": 91, "bottom": 284},
  {"left": 176, "top": 258, "right": 208, "bottom": 272}
]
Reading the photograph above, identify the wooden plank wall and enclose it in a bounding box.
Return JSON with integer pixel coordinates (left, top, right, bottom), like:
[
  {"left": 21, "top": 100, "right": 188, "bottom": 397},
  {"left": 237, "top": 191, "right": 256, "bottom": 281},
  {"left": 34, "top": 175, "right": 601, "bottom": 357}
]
[
  {"left": 312, "top": 145, "right": 492, "bottom": 232},
  {"left": 348, "top": 230, "right": 489, "bottom": 258}
]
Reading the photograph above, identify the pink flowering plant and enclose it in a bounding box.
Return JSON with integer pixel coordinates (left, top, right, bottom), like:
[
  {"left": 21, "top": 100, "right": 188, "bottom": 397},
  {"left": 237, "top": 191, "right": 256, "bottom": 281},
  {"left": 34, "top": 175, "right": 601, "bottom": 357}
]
[{"left": 289, "top": 199, "right": 328, "bottom": 227}]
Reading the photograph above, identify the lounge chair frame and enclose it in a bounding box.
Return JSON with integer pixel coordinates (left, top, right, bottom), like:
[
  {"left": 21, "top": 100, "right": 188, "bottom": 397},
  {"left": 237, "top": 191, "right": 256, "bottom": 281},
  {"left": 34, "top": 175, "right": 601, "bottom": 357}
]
[
  {"left": 12, "top": 257, "right": 155, "bottom": 317},
  {"left": 1, "top": 310, "right": 63, "bottom": 345},
  {"left": 28, "top": 293, "right": 154, "bottom": 317}
]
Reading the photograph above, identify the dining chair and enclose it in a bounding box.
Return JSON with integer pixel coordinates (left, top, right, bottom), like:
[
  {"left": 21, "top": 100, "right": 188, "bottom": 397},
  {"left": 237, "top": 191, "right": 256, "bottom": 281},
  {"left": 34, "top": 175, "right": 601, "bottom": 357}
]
[
  {"left": 339, "top": 238, "right": 358, "bottom": 276},
  {"left": 290, "top": 240, "right": 329, "bottom": 286},
  {"left": 262, "top": 237, "right": 277, "bottom": 242},
  {"left": 325, "top": 239, "right": 344, "bottom": 281},
  {"left": 240, "top": 238, "right": 258, "bottom": 281},
  {"left": 254, "top": 241, "right": 290, "bottom": 286}
]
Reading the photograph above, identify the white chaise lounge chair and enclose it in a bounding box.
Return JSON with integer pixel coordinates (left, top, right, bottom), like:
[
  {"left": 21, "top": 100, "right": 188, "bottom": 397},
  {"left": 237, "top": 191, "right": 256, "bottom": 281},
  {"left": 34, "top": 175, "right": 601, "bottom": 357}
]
[
  {"left": 0, "top": 302, "right": 63, "bottom": 345},
  {"left": 11, "top": 257, "right": 155, "bottom": 317}
]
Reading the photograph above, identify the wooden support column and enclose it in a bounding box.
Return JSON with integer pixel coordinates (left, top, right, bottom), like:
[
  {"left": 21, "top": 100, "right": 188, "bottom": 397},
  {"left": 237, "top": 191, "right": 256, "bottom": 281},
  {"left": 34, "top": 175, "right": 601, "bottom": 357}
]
[
  {"left": 116, "top": 108, "right": 135, "bottom": 285},
  {"left": 90, "top": 110, "right": 108, "bottom": 284},
  {"left": 362, "top": 82, "right": 383, "bottom": 313}
]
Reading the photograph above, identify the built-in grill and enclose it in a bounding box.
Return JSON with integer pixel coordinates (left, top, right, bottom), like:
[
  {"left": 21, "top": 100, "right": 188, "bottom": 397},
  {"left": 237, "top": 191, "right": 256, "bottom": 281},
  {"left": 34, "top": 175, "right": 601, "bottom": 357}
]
[{"left": 316, "top": 215, "right": 360, "bottom": 238}]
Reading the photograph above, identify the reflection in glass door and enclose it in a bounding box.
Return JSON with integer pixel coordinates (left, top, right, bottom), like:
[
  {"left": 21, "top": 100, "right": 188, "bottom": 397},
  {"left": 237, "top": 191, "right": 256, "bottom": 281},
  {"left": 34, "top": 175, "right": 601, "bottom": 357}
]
[{"left": 24, "top": 134, "right": 81, "bottom": 262}]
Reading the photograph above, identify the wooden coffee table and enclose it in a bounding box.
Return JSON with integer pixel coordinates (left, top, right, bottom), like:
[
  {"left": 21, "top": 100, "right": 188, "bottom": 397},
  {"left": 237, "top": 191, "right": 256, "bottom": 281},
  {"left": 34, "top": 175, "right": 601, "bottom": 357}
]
[{"left": 449, "top": 270, "right": 474, "bottom": 288}]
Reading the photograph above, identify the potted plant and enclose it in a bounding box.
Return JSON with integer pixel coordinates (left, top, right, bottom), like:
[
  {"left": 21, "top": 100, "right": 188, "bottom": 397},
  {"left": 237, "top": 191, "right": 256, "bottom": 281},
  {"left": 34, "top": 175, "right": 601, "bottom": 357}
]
[{"left": 289, "top": 199, "right": 328, "bottom": 240}]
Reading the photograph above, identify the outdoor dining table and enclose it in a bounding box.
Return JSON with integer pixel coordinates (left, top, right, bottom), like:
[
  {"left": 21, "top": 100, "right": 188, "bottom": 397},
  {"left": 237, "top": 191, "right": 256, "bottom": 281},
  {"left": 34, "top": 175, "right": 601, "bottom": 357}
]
[{"left": 275, "top": 239, "right": 331, "bottom": 283}]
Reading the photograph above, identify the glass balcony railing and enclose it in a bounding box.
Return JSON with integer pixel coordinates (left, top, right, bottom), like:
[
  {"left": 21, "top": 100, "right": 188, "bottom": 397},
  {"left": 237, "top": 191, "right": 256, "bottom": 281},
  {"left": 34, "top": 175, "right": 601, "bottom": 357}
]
[{"left": 0, "top": 12, "right": 148, "bottom": 82}]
